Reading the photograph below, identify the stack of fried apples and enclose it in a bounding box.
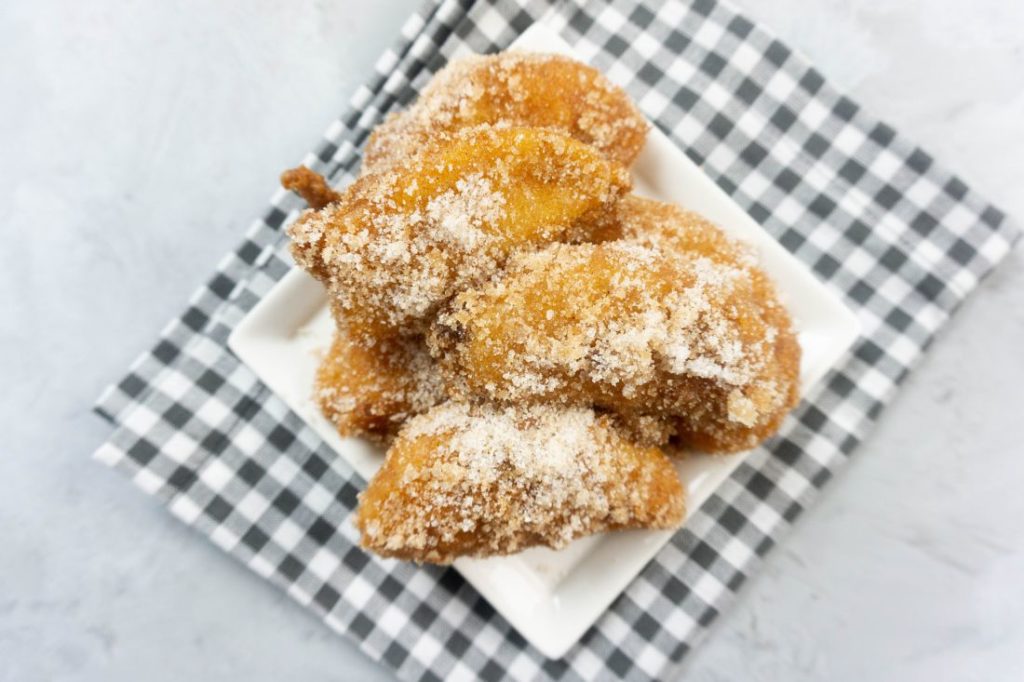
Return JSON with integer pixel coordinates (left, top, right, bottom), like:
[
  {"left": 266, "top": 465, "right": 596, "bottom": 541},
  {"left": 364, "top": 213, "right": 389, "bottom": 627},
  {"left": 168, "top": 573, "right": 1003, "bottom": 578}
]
[{"left": 281, "top": 52, "right": 800, "bottom": 564}]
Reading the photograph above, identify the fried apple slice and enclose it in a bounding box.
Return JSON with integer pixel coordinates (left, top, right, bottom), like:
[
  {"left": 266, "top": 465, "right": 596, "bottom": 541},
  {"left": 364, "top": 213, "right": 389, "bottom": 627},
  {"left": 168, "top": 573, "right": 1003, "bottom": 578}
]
[
  {"left": 315, "top": 330, "right": 445, "bottom": 443},
  {"left": 287, "top": 125, "right": 630, "bottom": 339},
  {"left": 355, "top": 402, "right": 684, "bottom": 563},
  {"left": 591, "top": 194, "right": 753, "bottom": 265},
  {"left": 363, "top": 52, "right": 648, "bottom": 173},
  {"left": 594, "top": 196, "right": 802, "bottom": 451},
  {"left": 429, "top": 241, "right": 800, "bottom": 453}
]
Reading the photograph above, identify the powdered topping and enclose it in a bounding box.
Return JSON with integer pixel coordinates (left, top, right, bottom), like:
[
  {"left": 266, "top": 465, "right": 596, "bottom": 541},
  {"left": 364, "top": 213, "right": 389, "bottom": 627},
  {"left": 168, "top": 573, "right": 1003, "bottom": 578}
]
[
  {"left": 289, "top": 125, "right": 629, "bottom": 338},
  {"left": 355, "top": 402, "right": 684, "bottom": 563},
  {"left": 363, "top": 52, "right": 648, "bottom": 173},
  {"left": 429, "top": 238, "right": 798, "bottom": 443},
  {"left": 315, "top": 331, "right": 446, "bottom": 442},
  {"left": 424, "top": 173, "right": 506, "bottom": 249},
  {"left": 594, "top": 194, "right": 759, "bottom": 268}
]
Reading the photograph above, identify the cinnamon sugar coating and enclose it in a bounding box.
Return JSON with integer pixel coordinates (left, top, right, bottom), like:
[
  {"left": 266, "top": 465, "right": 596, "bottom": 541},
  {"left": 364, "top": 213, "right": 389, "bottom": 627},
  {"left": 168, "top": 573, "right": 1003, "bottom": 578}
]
[
  {"left": 604, "top": 196, "right": 802, "bottom": 451},
  {"left": 592, "top": 194, "right": 756, "bottom": 267},
  {"left": 315, "top": 329, "right": 446, "bottom": 443},
  {"left": 288, "top": 125, "right": 631, "bottom": 340},
  {"left": 355, "top": 402, "right": 685, "bottom": 563},
  {"left": 429, "top": 238, "right": 800, "bottom": 453},
  {"left": 363, "top": 52, "right": 648, "bottom": 174}
]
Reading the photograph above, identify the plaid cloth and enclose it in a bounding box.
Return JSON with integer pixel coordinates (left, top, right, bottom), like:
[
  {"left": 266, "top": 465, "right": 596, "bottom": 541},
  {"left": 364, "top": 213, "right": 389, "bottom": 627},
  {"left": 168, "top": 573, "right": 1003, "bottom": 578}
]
[{"left": 93, "top": 0, "right": 1019, "bottom": 679}]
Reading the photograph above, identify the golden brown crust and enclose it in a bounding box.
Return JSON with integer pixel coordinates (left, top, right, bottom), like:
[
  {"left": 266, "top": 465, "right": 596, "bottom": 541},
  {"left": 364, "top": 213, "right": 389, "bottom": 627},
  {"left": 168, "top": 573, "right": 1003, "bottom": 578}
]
[
  {"left": 593, "top": 194, "right": 755, "bottom": 266},
  {"left": 672, "top": 298, "right": 801, "bottom": 453},
  {"left": 288, "top": 125, "right": 631, "bottom": 340},
  {"left": 315, "top": 330, "right": 447, "bottom": 443},
  {"left": 606, "top": 196, "right": 803, "bottom": 451},
  {"left": 429, "top": 237, "right": 800, "bottom": 454},
  {"left": 363, "top": 52, "right": 648, "bottom": 173},
  {"left": 355, "top": 402, "right": 684, "bottom": 563},
  {"left": 281, "top": 166, "right": 341, "bottom": 210}
]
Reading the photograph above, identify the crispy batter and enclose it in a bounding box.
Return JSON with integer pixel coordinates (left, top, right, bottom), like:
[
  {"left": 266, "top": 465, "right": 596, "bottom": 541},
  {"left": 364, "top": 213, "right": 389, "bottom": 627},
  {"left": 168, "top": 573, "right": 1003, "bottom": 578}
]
[
  {"left": 288, "top": 125, "right": 631, "bottom": 339},
  {"left": 315, "top": 330, "right": 446, "bottom": 443},
  {"left": 281, "top": 166, "right": 341, "bottom": 210},
  {"left": 363, "top": 52, "right": 648, "bottom": 173},
  {"left": 355, "top": 402, "right": 684, "bottom": 563},
  {"left": 672, "top": 287, "right": 800, "bottom": 452},
  {"left": 593, "top": 194, "right": 755, "bottom": 266},
  {"left": 598, "top": 196, "right": 802, "bottom": 451},
  {"left": 429, "top": 240, "right": 800, "bottom": 453}
]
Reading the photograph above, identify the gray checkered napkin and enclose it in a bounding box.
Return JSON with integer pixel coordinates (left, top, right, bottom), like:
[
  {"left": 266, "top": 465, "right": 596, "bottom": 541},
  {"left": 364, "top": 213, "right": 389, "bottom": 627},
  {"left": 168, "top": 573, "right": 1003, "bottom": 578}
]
[{"left": 93, "top": 0, "right": 1019, "bottom": 680}]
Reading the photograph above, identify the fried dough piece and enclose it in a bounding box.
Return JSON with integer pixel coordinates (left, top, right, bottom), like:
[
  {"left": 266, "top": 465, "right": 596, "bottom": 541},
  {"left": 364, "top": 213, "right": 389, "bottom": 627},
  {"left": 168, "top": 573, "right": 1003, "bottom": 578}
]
[
  {"left": 288, "top": 125, "right": 630, "bottom": 339},
  {"left": 355, "top": 402, "right": 685, "bottom": 563},
  {"left": 429, "top": 241, "right": 800, "bottom": 453},
  {"left": 281, "top": 166, "right": 341, "bottom": 210},
  {"left": 593, "top": 195, "right": 801, "bottom": 450},
  {"left": 315, "top": 330, "right": 445, "bottom": 443},
  {"left": 671, "top": 271, "right": 800, "bottom": 452},
  {"left": 592, "top": 194, "right": 754, "bottom": 268},
  {"left": 363, "top": 52, "right": 648, "bottom": 173}
]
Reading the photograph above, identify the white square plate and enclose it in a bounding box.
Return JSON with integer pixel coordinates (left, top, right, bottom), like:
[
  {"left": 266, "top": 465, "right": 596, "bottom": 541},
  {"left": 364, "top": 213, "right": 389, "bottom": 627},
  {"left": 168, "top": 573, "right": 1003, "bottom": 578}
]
[{"left": 228, "top": 24, "right": 861, "bottom": 659}]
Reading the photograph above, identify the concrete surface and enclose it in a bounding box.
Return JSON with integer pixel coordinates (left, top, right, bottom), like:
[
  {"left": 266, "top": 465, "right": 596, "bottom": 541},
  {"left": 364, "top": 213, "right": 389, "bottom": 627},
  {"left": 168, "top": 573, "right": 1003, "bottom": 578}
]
[{"left": 1, "top": 0, "right": 1021, "bottom": 680}]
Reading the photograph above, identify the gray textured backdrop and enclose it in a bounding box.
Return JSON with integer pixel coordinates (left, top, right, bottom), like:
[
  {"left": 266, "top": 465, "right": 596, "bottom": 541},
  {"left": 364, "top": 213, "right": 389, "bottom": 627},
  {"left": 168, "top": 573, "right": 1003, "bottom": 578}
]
[{"left": 1, "top": 1, "right": 1021, "bottom": 680}]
